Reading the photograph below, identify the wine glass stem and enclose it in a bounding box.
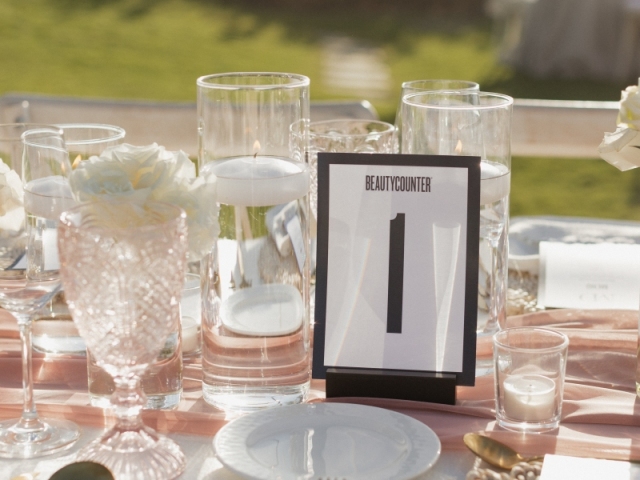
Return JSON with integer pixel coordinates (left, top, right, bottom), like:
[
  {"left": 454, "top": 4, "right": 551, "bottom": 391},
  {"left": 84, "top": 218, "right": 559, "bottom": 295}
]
[{"left": 16, "top": 315, "right": 43, "bottom": 431}]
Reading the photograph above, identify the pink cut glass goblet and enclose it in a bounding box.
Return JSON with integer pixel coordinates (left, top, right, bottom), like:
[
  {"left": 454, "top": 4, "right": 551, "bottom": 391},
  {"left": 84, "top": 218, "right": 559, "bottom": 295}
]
[{"left": 58, "top": 201, "right": 188, "bottom": 480}]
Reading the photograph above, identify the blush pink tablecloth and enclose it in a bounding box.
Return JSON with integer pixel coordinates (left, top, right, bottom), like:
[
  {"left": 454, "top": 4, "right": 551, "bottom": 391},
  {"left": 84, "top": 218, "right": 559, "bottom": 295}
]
[{"left": 0, "top": 308, "right": 639, "bottom": 461}]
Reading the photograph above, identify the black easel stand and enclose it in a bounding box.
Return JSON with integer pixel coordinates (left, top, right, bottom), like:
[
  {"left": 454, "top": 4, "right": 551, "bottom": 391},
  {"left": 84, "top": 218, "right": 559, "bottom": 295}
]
[{"left": 326, "top": 367, "right": 457, "bottom": 405}]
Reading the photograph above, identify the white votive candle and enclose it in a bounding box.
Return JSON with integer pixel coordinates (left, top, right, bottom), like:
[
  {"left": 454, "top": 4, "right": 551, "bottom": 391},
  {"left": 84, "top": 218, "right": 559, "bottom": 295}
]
[
  {"left": 502, "top": 374, "right": 556, "bottom": 422},
  {"left": 181, "top": 316, "right": 200, "bottom": 354}
]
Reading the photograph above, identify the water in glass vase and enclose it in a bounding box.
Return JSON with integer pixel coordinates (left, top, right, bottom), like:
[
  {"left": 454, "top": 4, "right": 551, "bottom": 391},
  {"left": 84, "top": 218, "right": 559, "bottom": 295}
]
[
  {"left": 201, "top": 156, "right": 311, "bottom": 413},
  {"left": 477, "top": 161, "right": 510, "bottom": 337}
]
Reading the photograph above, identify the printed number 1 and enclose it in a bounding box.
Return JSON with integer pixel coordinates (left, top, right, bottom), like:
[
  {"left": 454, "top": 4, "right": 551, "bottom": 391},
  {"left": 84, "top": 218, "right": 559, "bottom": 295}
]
[{"left": 387, "top": 213, "right": 405, "bottom": 334}]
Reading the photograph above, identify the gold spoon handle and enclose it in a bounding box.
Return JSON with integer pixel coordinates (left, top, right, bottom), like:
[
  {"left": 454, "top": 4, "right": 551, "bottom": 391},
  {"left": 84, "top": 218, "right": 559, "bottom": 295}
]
[
  {"left": 522, "top": 454, "right": 545, "bottom": 464},
  {"left": 464, "top": 432, "right": 545, "bottom": 470}
]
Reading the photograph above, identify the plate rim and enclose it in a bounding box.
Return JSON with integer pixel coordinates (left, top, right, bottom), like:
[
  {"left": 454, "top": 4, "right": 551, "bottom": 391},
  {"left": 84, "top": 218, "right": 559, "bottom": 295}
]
[
  {"left": 213, "top": 402, "right": 441, "bottom": 480},
  {"left": 508, "top": 215, "right": 640, "bottom": 273}
]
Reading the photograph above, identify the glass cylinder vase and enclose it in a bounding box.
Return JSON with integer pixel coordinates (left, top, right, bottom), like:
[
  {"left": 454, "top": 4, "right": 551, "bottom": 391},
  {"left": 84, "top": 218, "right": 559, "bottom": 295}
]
[
  {"left": 401, "top": 91, "right": 513, "bottom": 376},
  {"left": 197, "top": 72, "right": 311, "bottom": 413}
]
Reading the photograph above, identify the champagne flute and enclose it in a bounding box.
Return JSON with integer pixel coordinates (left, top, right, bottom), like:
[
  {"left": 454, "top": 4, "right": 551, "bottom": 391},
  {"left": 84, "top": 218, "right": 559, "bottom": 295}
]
[{"left": 0, "top": 128, "right": 79, "bottom": 458}]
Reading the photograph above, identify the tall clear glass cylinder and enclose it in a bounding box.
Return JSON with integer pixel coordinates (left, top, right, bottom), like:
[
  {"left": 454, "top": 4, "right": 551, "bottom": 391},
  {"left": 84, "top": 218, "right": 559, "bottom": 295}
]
[
  {"left": 197, "top": 72, "right": 311, "bottom": 413},
  {"left": 394, "top": 79, "right": 479, "bottom": 148},
  {"left": 401, "top": 91, "right": 513, "bottom": 346}
]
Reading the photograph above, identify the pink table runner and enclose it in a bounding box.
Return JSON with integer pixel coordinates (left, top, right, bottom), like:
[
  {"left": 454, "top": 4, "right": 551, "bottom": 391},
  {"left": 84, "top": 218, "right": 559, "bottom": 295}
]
[{"left": 0, "top": 309, "right": 638, "bottom": 460}]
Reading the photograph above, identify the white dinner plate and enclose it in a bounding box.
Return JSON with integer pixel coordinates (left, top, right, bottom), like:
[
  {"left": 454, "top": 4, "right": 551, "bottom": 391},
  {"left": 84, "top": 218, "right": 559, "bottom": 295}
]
[
  {"left": 221, "top": 284, "right": 303, "bottom": 337},
  {"left": 213, "top": 403, "right": 441, "bottom": 480}
]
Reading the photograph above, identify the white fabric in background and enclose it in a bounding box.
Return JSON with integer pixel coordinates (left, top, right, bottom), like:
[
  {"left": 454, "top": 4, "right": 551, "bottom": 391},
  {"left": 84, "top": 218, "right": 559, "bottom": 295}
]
[{"left": 506, "top": 0, "right": 640, "bottom": 81}]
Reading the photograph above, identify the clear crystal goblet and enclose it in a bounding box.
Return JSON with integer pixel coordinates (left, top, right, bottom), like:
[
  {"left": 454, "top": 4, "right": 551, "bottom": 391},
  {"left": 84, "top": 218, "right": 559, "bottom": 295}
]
[
  {"left": 0, "top": 127, "right": 79, "bottom": 458},
  {"left": 58, "top": 200, "right": 188, "bottom": 480},
  {"left": 294, "top": 118, "right": 398, "bottom": 219}
]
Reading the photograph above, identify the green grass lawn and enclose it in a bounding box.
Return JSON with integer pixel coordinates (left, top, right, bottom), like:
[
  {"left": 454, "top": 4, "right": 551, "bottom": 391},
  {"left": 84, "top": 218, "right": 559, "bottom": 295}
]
[
  {"left": 1, "top": 0, "right": 637, "bottom": 221},
  {"left": 512, "top": 157, "right": 640, "bottom": 221},
  {"left": 0, "top": 0, "right": 625, "bottom": 113}
]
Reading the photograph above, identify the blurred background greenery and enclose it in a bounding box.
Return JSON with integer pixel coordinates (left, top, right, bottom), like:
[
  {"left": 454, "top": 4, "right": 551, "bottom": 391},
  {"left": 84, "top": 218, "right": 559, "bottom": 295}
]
[{"left": 2, "top": 0, "right": 638, "bottom": 220}]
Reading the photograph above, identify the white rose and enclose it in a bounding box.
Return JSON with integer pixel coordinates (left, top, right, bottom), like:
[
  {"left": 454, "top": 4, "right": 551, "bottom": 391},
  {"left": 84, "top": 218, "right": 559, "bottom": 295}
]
[
  {"left": 70, "top": 155, "right": 147, "bottom": 202},
  {"left": 618, "top": 79, "right": 640, "bottom": 130},
  {"left": 70, "top": 143, "right": 218, "bottom": 261},
  {"left": 598, "top": 126, "right": 640, "bottom": 171},
  {"left": 104, "top": 143, "right": 195, "bottom": 191},
  {"left": 153, "top": 173, "right": 219, "bottom": 261},
  {"left": 599, "top": 79, "right": 640, "bottom": 171},
  {"left": 0, "top": 161, "right": 24, "bottom": 217}
]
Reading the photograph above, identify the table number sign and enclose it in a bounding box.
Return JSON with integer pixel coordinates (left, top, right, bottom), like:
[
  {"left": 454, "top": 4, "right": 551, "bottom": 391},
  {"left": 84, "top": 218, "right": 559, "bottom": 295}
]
[{"left": 312, "top": 153, "right": 480, "bottom": 404}]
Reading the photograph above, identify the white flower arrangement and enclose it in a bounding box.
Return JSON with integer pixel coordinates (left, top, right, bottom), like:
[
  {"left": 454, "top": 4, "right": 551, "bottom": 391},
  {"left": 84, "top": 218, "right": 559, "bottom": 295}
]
[
  {"left": 0, "top": 161, "right": 24, "bottom": 232},
  {"left": 0, "top": 161, "right": 23, "bottom": 216},
  {"left": 598, "top": 78, "right": 640, "bottom": 171},
  {"left": 70, "top": 143, "right": 218, "bottom": 261}
]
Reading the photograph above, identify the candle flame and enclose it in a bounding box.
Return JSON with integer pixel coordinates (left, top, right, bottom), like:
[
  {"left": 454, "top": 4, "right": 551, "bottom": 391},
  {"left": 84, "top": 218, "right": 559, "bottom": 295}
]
[
  {"left": 454, "top": 140, "right": 463, "bottom": 155},
  {"left": 253, "top": 140, "right": 260, "bottom": 158},
  {"left": 71, "top": 154, "right": 82, "bottom": 169}
]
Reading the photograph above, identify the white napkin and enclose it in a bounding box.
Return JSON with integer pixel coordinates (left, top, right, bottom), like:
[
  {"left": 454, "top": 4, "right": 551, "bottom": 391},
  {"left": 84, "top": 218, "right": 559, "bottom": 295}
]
[
  {"left": 540, "top": 454, "right": 640, "bottom": 480},
  {"left": 265, "top": 201, "right": 297, "bottom": 257}
]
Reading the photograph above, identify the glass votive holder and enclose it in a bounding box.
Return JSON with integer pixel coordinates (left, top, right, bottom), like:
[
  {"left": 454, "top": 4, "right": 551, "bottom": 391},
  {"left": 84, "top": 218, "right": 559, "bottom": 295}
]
[{"left": 493, "top": 327, "right": 569, "bottom": 433}]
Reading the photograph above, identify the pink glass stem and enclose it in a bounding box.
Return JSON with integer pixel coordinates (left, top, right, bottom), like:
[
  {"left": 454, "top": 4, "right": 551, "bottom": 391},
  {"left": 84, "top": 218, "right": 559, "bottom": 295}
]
[{"left": 111, "top": 376, "right": 146, "bottom": 430}]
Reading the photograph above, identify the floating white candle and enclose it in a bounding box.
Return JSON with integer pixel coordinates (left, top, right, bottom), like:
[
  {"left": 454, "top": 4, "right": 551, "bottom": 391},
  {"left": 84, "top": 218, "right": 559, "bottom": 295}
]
[
  {"left": 181, "top": 316, "right": 200, "bottom": 354},
  {"left": 480, "top": 161, "right": 510, "bottom": 206},
  {"left": 204, "top": 156, "right": 310, "bottom": 207},
  {"left": 502, "top": 374, "right": 556, "bottom": 422}
]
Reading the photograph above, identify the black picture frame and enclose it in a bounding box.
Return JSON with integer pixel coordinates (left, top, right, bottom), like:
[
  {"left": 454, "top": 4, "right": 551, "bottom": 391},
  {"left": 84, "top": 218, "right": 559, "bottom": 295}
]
[{"left": 312, "top": 152, "right": 481, "bottom": 402}]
